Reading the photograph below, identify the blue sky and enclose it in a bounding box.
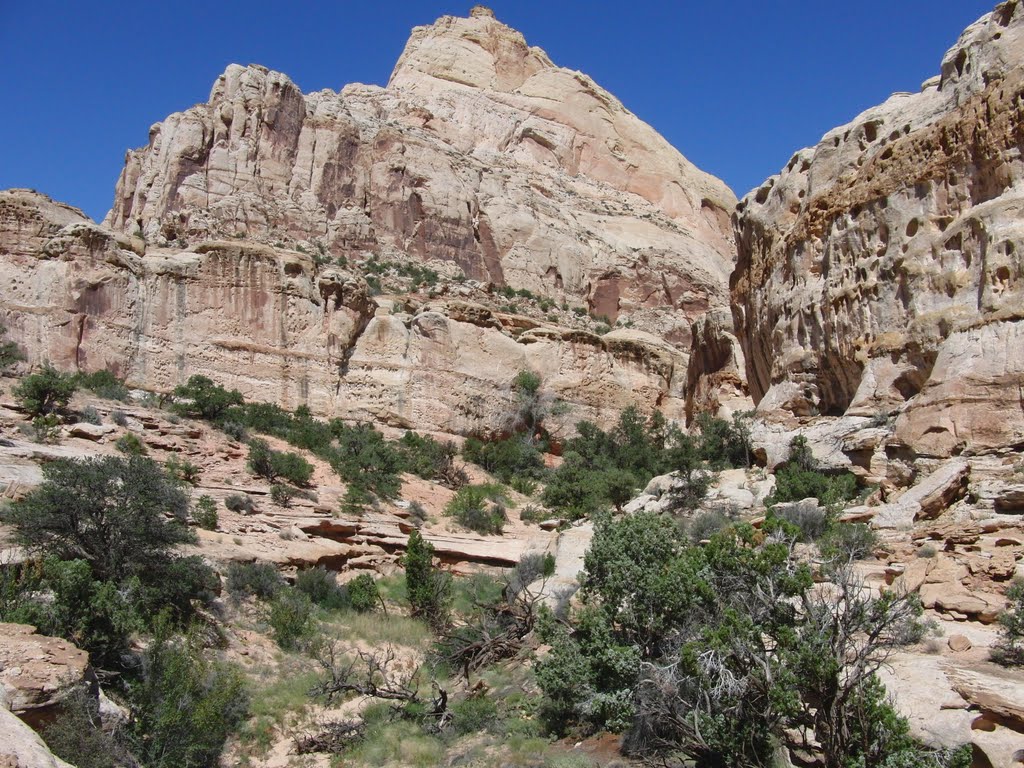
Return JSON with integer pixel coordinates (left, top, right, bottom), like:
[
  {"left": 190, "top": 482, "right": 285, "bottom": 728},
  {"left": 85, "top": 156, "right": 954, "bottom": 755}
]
[{"left": 0, "top": 1, "right": 993, "bottom": 221}]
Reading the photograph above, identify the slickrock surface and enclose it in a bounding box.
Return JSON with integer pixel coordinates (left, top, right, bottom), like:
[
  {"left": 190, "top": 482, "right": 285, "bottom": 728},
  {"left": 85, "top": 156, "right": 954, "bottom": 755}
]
[{"left": 726, "top": 1, "right": 1024, "bottom": 454}]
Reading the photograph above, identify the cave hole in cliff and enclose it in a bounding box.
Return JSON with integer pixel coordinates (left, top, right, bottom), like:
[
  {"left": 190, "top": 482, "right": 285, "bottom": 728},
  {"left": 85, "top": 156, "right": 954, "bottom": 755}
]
[
  {"left": 905, "top": 219, "right": 919, "bottom": 238},
  {"left": 892, "top": 369, "right": 926, "bottom": 401},
  {"left": 953, "top": 49, "right": 968, "bottom": 77},
  {"left": 863, "top": 121, "right": 879, "bottom": 143}
]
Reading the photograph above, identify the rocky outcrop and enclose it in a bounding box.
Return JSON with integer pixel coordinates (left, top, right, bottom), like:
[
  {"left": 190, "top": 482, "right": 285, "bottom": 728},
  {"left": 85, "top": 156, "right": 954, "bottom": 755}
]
[
  {"left": 1, "top": 9, "right": 741, "bottom": 432},
  {"left": 1, "top": 188, "right": 694, "bottom": 432},
  {"left": 103, "top": 10, "right": 735, "bottom": 348},
  {"left": 0, "top": 707, "right": 75, "bottom": 768},
  {"left": 728, "top": 1, "right": 1024, "bottom": 455},
  {"left": 0, "top": 624, "right": 92, "bottom": 729}
]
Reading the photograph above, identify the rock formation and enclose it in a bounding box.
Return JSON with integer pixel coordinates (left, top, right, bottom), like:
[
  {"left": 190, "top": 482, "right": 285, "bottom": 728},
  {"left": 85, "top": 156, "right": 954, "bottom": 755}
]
[
  {"left": 0, "top": 623, "right": 92, "bottom": 729},
  {"left": 0, "top": 9, "right": 742, "bottom": 433},
  {"left": 104, "top": 12, "right": 735, "bottom": 343},
  {"left": 726, "top": 1, "right": 1024, "bottom": 455}
]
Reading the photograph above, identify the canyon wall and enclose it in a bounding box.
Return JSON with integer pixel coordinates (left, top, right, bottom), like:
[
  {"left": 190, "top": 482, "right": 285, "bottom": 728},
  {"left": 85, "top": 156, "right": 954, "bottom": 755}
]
[
  {"left": 1, "top": 8, "right": 739, "bottom": 433},
  {"left": 728, "top": 0, "right": 1024, "bottom": 455}
]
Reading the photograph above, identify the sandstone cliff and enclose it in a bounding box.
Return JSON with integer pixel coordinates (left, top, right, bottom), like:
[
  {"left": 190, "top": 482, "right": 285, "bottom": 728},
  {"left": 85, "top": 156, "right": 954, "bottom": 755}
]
[
  {"left": 728, "top": 0, "right": 1024, "bottom": 455},
  {"left": 1, "top": 9, "right": 740, "bottom": 434},
  {"left": 104, "top": 7, "right": 735, "bottom": 346}
]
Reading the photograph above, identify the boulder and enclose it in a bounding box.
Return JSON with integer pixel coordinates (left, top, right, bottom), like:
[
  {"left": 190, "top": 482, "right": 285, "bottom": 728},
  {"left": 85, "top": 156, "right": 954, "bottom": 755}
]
[
  {"left": 65, "top": 422, "right": 115, "bottom": 441},
  {"left": 0, "top": 624, "right": 92, "bottom": 727},
  {"left": 871, "top": 459, "right": 969, "bottom": 529}
]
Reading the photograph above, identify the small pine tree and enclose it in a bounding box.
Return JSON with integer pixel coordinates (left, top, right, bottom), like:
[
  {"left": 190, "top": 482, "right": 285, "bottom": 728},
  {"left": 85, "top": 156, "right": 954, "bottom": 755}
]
[{"left": 403, "top": 530, "right": 451, "bottom": 630}]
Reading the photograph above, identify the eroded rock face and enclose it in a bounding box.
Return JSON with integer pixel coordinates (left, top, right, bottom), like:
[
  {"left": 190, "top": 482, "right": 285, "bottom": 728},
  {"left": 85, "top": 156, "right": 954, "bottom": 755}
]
[
  {"left": 729, "top": 1, "right": 1024, "bottom": 455},
  {"left": 104, "top": 10, "right": 736, "bottom": 347},
  {"left": 2, "top": 9, "right": 741, "bottom": 433},
  {"left": 0, "top": 623, "right": 92, "bottom": 729},
  {"left": 1, "top": 189, "right": 694, "bottom": 432}
]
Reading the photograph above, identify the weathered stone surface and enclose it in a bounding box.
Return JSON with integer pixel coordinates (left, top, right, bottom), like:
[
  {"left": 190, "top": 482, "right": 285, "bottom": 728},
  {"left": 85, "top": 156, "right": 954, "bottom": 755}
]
[
  {"left": 65, "top": 422, "right": 116, "bottom": 440},
  {"left": 1, "top": 189, "right": 699, "bottom": 434},
  {"left": 0, "top": 706, "right": 75, "bottom": 768},
  {"left": 948, "top": 634, "right": 973, "bottom": 652},
  {"left": 878, "top": 653, "right": 973, "bottom": 749},
  {"left": 0, "top": 624, "right": 91, "bottom": 727},
  {"left": 948, "top": 662, "right": 1024, "bottom": 728},
  {"left": 102, "top": 10, "right": 735, "bottom": 351},
  {"left": 871, "top": 458, "right": 969, "bottom": 529},
  {"left": 891, "top": 553, "right": 1007, "bottom": 622},
  {"left": 727, "top": 1, "right": 1024, "bottom": 455}
]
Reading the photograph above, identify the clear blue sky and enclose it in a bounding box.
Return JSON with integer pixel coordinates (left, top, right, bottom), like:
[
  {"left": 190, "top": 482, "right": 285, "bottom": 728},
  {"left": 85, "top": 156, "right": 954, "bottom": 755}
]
[{"left": 0, "top": 0, "right": 993, "bottom": 222}]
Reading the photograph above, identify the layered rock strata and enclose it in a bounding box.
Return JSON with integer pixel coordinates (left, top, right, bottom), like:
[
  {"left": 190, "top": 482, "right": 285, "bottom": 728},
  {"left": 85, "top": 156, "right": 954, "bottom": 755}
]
[
  {"left": 104, "top": 8, "right": 735, "bottom": 347},
  {"left": 1, "top": 8, "right": 741, "bottom": 432},
  {"left": 728, "top": 1, "right": 1024, "bottom": 455},
  {"left": 1, "top": 188, "right": 692, "bottom": 433}
]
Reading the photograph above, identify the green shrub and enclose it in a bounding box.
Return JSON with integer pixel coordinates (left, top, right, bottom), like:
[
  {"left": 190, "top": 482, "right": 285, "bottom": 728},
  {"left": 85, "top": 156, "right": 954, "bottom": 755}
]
[
  {"left": 451, "top": 696, "right": 499, "bottom": 735},
  {"left": 3, "top": 455, "right": 193, "bottom": 584},
  {"left": 687, "top": 509, "right": 731, "bottom": 544},
  {"left": 445, "top": 484, "right": 508, "bottom": 535},
  {"left": 221, "top": 420, "right": 247, "bottom": 441},
  {"left": 128, "top": 623, "right": 248, "bottom": 767},
  {"left": 408, "top": 500, "right": 428, "bottom": 526},
  {"left": 396, "top": 431, "right": 460, "bottom": 483},
  {"left": 770, "top": 499, "right": 831, "bottom": 542},
  {"left": 111, "top": 409, "right": 128, "bottom": 427},
  {"left": 694, "top": 411, "right": 752, "bottom": 469},
  {"left": 172, "top": 375, "right": 243, "bottom": 421},
  {"left": 73, "top": 370, "right": 129, "bottom": 401},
  {"left": 270, "top": 483, "right": 296, "bottom": 507},
  {"left": 80, "top": 406, "right": 102, "bottom": 425},
  {"left": 510, "top": 475, "right": 539, "bottom": 496},
  {"left": 519, "top": 504, "right": 549, "bottom": 525},
  {"left": 295, "top": 567, "right": 348, "bottom": 610},
  {"left": 463, "top": 436, "right": 545, "bottom": 483},
  {"left": 5, "top": 558, "right": 138, "bottom": 669},
  {"left": 116, "top": 432, "right": 147, "bottom": 455},
  {"left": 348, "top": 573, "right": 380, "bottom": 613},
  {"left": 164, "top": 455, "right": 200, "bottom": 484},
  {"left": 29, "top": 414, "right": 61, "bottom": 443},
  {"left": 993, "top": 580, "right": 1024, "bottom": 666},
  {"left": 340, "top": 483, "right": 374, "bottom": 516},
  {"left": 0, "top": 323, "right": 24, "bottom": 372},
  {"left": 192, "top": 495, "right": 218, "bottom": 530},
  {"left": 403, "top": 530, "right": 451, "bottom": 630},
  {"left": 226, "top": 562, "right": 283, "bottom": 600},
  {"left": 224, "top": 494, "right": 255, "bottom": 514},
  {"left": 268, "top": 589, "right": 315, "bottom": 650},
  {"left": 14, "top": 365, "right": 77, "bottom": 417},
  {"left": 247, "top": 439, "right": 313, "bottom": 486},
  {"left": 820, "top": 522, "right": 877, "bottom": 562},
  {"left": 41, "top": 685, "right": 127, "bottom": 768},
  {"left": 766, "top": 435, "right": 859, "bottom": 510}
]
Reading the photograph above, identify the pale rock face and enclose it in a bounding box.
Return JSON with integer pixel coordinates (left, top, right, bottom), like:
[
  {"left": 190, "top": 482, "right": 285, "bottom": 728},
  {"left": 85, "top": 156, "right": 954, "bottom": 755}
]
[
  {"left": 727, "top": 1, "right": 1024, "bottom": 455},
  {"left": 104, "top": 11, "right": 736, "bottom": 348},
  {"left": 0, "top": 707, "right": 75, "bottom": 768},
  {"left": 2, "top": 9, "right": 741, "bottom": 433},
  {"left": 1, "top": 189, "right": 692, "bottom": 433}
]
